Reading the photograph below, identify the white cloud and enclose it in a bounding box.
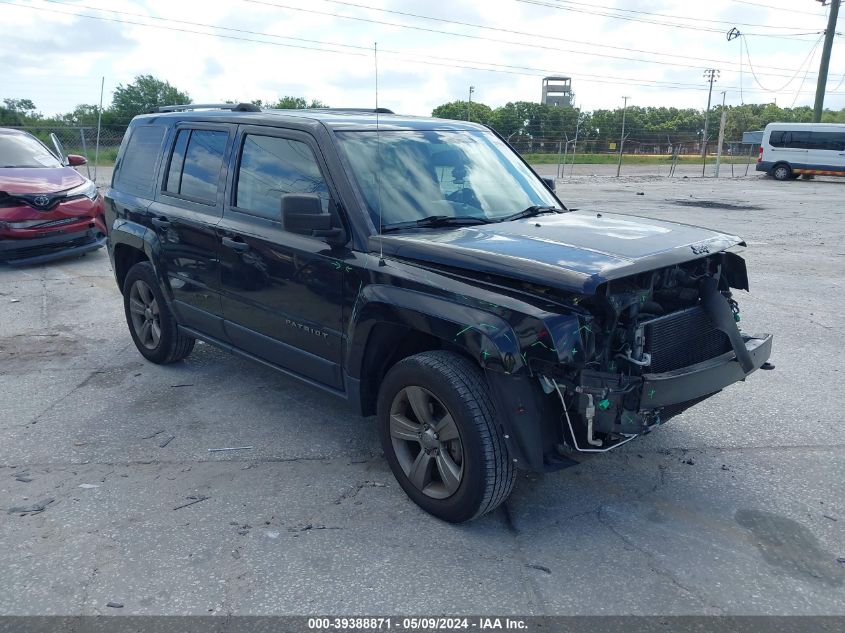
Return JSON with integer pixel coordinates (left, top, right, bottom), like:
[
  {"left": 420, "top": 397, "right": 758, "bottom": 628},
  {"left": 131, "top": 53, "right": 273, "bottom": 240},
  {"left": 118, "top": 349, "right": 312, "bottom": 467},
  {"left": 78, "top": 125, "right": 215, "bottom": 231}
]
[{"left": 1, "top": 0, "right": 842, "bottom": 116}]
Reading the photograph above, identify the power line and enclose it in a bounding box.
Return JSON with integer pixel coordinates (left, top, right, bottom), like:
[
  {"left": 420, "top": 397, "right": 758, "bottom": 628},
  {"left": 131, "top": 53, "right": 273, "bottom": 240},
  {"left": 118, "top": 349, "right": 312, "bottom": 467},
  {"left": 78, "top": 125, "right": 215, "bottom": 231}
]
[
  {"left": 28, "top": 0, "right": 836, "bottom": 85},
  {"left": 533, "top": 0, "right": 823, "bottom": 31},
  {"left": 309, "top": 0, "right": 833, "bottom": 77},
  {"left": 731, "top": 0, "right": 829, "bottom": 15},
  {"left": 3, "top": 0, "right": 842, "bottom": 99},
  {"left": 24, "top": 0, "right": 829, "bottom": 86},
  {"left": 742, "top": 33, "right": 824, "bottom": 92},
  {"left": 517, "top": 0, "right": 823, "bottom": 40},
  {"left": 240, "top": 0, "right": 829, "bottom": 80},
  {"left": 791, "top": 39, "right": 822, "bottom": 107}
]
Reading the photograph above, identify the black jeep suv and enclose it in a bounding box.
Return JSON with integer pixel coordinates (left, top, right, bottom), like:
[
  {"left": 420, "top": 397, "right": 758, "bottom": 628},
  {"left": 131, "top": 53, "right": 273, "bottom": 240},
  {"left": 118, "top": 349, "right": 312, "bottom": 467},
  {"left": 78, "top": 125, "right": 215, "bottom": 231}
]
[{"left": 105, "top": 104, "right": 772, "bottom": 522}]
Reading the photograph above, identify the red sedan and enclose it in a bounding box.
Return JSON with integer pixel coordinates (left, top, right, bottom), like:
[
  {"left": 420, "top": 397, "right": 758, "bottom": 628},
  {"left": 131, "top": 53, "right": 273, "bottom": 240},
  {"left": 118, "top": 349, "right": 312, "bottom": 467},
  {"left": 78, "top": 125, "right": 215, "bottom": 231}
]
[{"left": 0, "top": 127, "right": 106, "bottom": 265}]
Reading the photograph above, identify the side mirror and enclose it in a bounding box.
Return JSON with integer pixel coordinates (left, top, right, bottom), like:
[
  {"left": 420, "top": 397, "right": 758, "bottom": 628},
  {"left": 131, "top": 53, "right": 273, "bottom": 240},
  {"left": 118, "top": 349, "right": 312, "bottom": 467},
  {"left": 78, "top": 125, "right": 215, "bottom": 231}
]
[
  {"left": 541, "top": 176, "right": 556, "bottom": 192},
  {"left": 67, "top": 154, "right": 87, "bottom": 167},
  {"left": 282, "top": 194, "right": 343, "bottom": 242}
]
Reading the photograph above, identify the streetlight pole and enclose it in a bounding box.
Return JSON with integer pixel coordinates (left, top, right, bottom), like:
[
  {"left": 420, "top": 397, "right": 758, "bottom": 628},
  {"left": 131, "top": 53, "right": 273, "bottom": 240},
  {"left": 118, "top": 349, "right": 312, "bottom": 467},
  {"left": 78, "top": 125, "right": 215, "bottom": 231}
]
[
  {"left": 467, "top": 85, "right": 475, "bottom": 121},
  {"left": 813, "top": 0, "right": 840, "bottom": 122},
  {"left": 616, "top": 96, "right": 629, "bottom": 178}
]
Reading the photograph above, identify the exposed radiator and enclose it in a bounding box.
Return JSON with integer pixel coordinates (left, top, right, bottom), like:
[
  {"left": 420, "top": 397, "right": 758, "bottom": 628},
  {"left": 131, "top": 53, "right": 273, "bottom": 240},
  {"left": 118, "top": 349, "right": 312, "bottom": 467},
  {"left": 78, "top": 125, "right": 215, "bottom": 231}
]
[{"left": 643, "top": 305, "right": 732, "bottom": 373}]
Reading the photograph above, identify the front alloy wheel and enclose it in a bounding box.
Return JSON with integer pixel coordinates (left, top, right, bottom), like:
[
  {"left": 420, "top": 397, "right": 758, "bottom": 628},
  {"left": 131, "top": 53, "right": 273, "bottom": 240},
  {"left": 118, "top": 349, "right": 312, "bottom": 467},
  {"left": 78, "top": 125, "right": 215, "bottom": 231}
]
[
  {"left": 377, "top": 350, "right": 516, "bottom": 523},
  {"left": 128, "top": 279, "right": 161, "bottom": 350},
  {"left": 389, "top": 386, "right": 464, "bottom": 499}
]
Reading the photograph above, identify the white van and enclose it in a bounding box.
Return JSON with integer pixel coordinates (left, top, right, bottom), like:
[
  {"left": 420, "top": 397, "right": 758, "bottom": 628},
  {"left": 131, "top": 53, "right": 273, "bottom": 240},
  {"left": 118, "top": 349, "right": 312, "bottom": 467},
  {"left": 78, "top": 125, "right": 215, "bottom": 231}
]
[{"left": 757, "top": 122, "right": 845, "bottom": 180}]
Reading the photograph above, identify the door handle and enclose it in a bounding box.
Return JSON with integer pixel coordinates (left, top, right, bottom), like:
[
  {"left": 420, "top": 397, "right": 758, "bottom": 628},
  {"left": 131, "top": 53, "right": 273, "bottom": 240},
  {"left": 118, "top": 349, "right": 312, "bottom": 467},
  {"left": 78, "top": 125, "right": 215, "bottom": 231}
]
[
  {"left": 151, "top": 217, "right": 171, "bottom": 230},
  {"left": 222, "top": 236, "right": 250, "bottom": 252}
]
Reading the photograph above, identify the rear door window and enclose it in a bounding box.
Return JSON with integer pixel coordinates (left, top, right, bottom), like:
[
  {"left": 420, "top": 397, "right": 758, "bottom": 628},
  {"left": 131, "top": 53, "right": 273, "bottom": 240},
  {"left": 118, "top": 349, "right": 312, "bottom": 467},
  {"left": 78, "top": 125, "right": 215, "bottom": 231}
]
[
  {"left": 164, "top": 129, "right": 228, "bottom": 204},
  {"left": 114, "top": 125, "right": 166, "bottom": 197}
]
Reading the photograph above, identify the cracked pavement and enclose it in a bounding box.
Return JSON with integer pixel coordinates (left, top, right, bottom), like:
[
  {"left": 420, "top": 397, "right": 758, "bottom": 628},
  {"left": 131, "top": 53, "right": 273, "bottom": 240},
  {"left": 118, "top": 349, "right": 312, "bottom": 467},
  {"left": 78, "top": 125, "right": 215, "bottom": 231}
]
[{"left": 1, "top": 173, "right": 844, "bottom": 615}]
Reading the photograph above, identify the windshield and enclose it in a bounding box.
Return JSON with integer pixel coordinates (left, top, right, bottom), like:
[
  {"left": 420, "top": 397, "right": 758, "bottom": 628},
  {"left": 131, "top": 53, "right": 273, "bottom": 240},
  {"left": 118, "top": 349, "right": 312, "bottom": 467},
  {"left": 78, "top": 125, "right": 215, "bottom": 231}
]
[
  {"left": 0, "top": 133, "right": 62, "bottom": 168},
  {"left": 335, "top": 129, "right": 559, "bottom": 229}
]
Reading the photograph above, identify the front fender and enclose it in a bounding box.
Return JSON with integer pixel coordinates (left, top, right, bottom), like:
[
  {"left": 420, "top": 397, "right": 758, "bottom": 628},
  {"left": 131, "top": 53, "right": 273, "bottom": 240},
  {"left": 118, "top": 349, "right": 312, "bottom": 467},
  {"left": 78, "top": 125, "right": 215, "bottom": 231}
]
[{"left": 346, "top": 284, "right": 523, "bottom": 378}]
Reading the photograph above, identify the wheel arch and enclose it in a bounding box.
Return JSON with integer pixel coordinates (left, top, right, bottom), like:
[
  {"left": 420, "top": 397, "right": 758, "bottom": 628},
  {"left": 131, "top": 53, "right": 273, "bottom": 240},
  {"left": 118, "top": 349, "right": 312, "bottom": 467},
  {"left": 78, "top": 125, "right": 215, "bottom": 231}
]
[
  {"left": 346, "top": 284, "right": 524, "bottom": 417},
  {"left": 109, "top": 221, "right": 164, "bottom": 295}
]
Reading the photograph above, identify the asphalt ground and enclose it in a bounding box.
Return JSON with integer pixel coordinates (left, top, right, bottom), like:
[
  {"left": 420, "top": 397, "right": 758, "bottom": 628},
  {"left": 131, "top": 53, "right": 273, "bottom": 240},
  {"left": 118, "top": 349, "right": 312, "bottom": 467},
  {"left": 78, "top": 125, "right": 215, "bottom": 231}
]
[{"left": 1, "top": 172, "right": 843, "bottom": 616}]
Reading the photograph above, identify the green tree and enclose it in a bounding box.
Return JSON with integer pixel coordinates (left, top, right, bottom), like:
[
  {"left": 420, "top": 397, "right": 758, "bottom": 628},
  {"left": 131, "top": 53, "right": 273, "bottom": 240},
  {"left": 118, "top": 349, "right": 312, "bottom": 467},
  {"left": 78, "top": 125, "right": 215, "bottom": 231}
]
[
  {"left": 0, "top": 98, "right": 39, "bottom": 125},
  {"left": 270, "top": 96, "right": 329, "bottom": 109},
  {"left": 111, "top": 75, "right": 191, "bottom": 120},
  {"left": 432, "top": 100, "right": 493, "bottom": 124}
]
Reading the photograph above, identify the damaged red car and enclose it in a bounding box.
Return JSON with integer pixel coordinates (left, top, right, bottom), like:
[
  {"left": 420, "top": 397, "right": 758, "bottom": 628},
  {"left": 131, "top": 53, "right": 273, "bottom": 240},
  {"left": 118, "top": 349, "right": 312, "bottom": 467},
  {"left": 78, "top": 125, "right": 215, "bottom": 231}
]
[{"left": 0, "top": 127, "right": 106, "bottom": 265}]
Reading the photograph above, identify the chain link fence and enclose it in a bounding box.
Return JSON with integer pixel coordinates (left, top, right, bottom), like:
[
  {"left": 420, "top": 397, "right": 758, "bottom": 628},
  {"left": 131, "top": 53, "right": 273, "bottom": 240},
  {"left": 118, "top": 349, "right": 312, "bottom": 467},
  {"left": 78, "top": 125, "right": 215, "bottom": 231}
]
[
  {"left": 506, "top": 129, "right": 759, "bottom": 178},
  {"left": 6, "top": 125, "right": 126, "bottom": 183},
  {"left": 9, "top": 119, "right": 761, "bottom": 182}
]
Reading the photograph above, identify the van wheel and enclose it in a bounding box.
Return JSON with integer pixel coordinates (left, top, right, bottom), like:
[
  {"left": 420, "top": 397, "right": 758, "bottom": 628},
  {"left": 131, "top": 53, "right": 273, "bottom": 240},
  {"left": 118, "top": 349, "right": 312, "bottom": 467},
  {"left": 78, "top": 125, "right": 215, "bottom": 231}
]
[
  {"left": 123, "top": 261, "right": 195, "bottom": 364},
  {"left": 771, "top": 163, "right": 792, "bottom": 181},
  {"left": 377, "top": 351, "right": 516, "bottom": 523}
]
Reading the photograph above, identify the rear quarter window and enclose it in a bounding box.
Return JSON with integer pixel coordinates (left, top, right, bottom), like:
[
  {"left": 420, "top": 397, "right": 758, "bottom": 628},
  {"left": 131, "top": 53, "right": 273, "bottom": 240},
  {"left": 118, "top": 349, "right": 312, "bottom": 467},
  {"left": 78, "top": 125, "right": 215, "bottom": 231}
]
[{"left": 113, "top": 125, "right": 166, "bottom": 197}]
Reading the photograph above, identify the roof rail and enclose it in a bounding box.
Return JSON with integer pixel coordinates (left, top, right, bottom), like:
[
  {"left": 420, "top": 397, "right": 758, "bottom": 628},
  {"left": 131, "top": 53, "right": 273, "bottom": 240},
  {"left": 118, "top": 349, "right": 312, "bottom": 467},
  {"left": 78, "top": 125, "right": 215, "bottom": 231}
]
[
  {"left": 152, "top": 103, "right": 261, "bottom": 113},
  {"left": 306, "top": 107, "right": 395, "bottom": 114}
]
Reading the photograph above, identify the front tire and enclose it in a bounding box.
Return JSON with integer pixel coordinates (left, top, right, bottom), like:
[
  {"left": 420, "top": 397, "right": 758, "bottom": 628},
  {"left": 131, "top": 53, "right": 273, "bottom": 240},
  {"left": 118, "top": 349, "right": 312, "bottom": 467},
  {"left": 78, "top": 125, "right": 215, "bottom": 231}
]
[
  {"left": 377, "top": 351, "right": 516, "bottom": 523},
  {"left": 123, "top": 261, "right": 195, "bottom": 364},
  {"left": 771, "top": 163, "right": 792, "bottom": 181}
]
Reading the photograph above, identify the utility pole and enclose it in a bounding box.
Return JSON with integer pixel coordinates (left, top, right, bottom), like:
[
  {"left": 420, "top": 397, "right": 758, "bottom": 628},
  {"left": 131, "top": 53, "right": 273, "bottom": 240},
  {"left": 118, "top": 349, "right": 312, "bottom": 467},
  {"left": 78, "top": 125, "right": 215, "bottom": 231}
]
[
  {"left": 702, "top": 69, "right": 719, "bottom": 176},
  {"left": 813, "top": 0, "right": 841, "bottom": 122},
  {"left": 94, "top": 76, "right": 104, "bottom": 184},
  {"left": 616, "top": 96, "right": 629, "bottom": 178},
  {"left": 715, "top": 91, "right": 728, "bottom": 178},
  {"left": 467, "top": 85, "right": 475, "bottom": 121}
]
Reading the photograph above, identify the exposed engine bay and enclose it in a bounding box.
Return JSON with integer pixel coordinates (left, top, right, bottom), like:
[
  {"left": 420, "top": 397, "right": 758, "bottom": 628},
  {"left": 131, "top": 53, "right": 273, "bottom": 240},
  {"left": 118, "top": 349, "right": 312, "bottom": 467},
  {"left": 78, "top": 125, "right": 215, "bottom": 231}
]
[{"left": 540, "top": 251, "right": 771, "bottom": 453}]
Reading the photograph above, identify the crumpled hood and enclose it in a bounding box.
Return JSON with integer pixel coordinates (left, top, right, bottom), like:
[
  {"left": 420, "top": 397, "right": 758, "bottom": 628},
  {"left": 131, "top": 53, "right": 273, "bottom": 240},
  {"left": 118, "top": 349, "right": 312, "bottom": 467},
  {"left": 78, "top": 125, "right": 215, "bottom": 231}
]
[
  {"left": 0, "top": 166, "right": 85, "bottom": 194},
  {"left": 375, "top": 211, "right": 745, "bottom": 294}
]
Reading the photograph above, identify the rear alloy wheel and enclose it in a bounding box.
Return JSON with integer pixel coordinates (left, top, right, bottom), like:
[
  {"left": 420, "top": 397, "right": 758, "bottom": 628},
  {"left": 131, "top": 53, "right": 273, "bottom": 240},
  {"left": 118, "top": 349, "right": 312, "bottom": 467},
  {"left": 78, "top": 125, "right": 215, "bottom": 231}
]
[
  {"left": 772, "top": 163, "right": 792, "bottom": 181},
  {"left": 128, "top": 279, "right": 161, "bottom": 350},
  {"left": 123, "top": 261, "right": 195, "bottom": 364},
  {"left": 377, "top": 351, "right": 516, "bottom": 523}
]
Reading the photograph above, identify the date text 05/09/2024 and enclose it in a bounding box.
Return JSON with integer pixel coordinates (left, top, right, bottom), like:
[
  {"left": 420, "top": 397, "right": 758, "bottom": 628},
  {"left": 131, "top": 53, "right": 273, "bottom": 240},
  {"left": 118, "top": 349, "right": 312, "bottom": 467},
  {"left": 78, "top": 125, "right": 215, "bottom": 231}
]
[{"left": 307, "top": 617, "right": 528, "bottom": 631}]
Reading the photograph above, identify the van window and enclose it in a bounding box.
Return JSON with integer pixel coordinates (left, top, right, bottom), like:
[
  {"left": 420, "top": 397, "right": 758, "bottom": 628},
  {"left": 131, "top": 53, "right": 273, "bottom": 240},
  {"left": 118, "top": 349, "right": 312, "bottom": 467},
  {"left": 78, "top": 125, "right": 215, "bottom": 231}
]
[
  {"left": 164, "top": 129, "right": 228, "bottom": 204},
  {"left": 114, "top": 125, "right": 166, "bottom": 197},
  {"left": 235, "top": 134, "right": 330, "bottom": 220},
  {"left": 769, "top": 129, "right": 845, "bottom": 151},
  {"left": 811, "top": 132, "right": 845, "bottom": 152}
]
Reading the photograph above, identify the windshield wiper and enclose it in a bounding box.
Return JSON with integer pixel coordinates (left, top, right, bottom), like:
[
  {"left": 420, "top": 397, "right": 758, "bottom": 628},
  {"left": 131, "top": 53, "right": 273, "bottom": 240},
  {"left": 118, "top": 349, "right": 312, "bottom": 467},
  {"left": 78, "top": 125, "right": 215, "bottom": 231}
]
[
  {"left": 497, "top": 205, "right": 563, "bottom": 223},
  {"left": 381, "top": 215, "right": 493, "bottom": 233}
]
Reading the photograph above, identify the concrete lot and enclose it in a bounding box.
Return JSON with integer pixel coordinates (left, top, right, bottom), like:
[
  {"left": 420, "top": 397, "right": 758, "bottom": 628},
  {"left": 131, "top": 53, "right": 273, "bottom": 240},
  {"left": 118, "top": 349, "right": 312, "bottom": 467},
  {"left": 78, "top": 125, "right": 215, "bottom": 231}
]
[{"left": 1, "top": 173, "right": 844, "bottom": 616}]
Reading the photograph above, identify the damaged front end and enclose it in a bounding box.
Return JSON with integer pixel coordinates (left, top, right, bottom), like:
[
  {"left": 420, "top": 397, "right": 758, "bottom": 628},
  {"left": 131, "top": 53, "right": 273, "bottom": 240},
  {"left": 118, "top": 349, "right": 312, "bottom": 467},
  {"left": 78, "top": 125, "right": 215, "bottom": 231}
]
[{"left": 530, "top": 251, "right": 772, "bottom": 456}]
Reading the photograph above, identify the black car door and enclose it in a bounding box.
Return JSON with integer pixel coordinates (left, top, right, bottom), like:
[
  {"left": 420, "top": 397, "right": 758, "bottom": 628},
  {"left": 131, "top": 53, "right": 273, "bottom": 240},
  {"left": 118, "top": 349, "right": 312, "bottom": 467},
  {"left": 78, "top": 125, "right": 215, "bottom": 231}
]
[
  {"left": 217, "top": 126, "right": 345, "bottom": 390},
  {"left": 149, "top": 124, "right": 234, "bottom": 340}
]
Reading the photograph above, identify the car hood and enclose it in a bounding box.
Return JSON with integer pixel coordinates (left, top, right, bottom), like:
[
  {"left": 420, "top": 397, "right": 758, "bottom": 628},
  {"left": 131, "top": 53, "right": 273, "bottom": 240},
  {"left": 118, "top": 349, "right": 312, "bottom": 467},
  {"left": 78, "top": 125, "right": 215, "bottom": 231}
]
[
  {"left": 0, "top": 166, "right": 85, "bottom": 194},
  {"left": 375, "top": 211, "right": 745, "bottom": 294}
]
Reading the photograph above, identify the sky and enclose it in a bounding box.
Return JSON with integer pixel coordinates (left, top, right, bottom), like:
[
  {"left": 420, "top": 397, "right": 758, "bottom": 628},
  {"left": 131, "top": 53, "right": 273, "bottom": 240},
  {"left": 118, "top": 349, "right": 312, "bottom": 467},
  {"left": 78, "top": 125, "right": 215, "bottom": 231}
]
[{"left": 1, "top": 0, "right": 843, "bottom": 117}]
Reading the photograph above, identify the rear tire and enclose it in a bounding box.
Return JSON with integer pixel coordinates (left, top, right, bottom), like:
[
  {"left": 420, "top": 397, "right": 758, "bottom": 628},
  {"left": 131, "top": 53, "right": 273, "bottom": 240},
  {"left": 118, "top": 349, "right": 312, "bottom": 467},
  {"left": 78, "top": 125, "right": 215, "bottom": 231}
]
[
  {"left": 377, "top": 351, "right": 516, "bottom": 523},
  {"left": 123, "top": 261, "right": 195, "bottom": 364},
  {"left": 771, "top": 163, "right": 792, "bottom": 181}
]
